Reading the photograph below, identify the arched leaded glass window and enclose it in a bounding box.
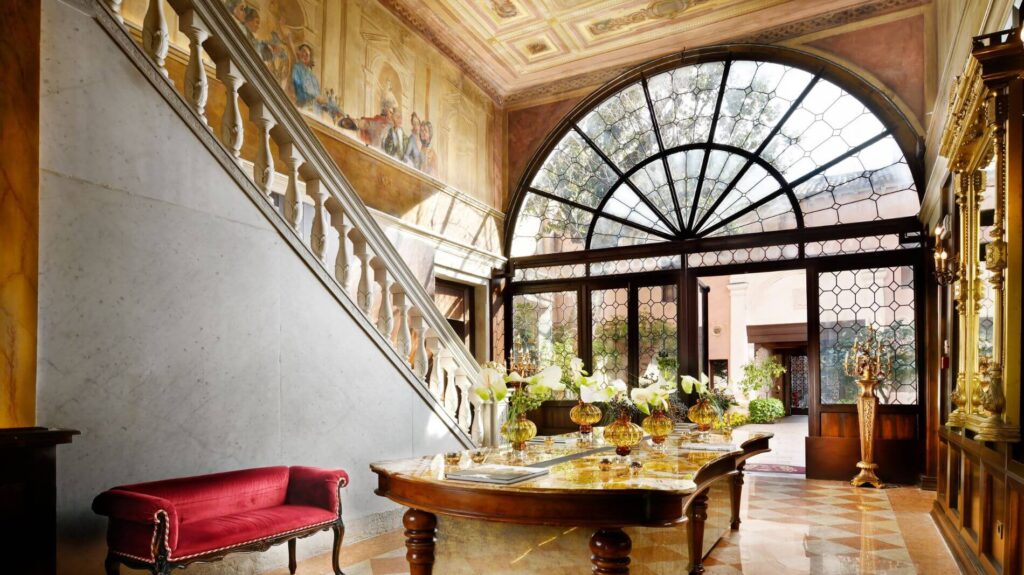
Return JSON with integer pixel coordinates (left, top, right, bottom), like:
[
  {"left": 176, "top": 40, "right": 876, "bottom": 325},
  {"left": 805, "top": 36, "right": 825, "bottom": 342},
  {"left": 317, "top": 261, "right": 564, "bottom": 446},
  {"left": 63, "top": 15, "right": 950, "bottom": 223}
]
[{"left": 508, "top": 48, "right": 922, "bottom": 258}]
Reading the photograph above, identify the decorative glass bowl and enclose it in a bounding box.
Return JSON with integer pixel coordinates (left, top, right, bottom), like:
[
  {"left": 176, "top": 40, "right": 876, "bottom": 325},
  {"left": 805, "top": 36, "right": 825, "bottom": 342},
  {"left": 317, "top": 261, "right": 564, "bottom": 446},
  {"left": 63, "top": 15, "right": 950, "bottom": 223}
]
[
  {"left": 604, "top": 408, "right": 643, "bottom": 457},
  {"left": 641, "top": 409, "right": 674, "bottom": 446},
  {"left": 687, "top": 398, "right": 718, "bottom": 432},
  {"left": 501, "top": 413, "right": 537, "bottom": 452},
  {"left": 570, "top": 401, "right": 603, "bottom": 443}
]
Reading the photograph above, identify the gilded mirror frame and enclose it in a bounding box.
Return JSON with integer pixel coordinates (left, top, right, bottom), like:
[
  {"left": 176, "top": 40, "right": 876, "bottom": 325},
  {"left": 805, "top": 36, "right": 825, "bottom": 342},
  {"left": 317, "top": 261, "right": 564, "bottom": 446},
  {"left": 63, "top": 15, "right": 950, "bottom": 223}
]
[{"left": 939, "top": 28, "right": 1022, "bottom": 443}]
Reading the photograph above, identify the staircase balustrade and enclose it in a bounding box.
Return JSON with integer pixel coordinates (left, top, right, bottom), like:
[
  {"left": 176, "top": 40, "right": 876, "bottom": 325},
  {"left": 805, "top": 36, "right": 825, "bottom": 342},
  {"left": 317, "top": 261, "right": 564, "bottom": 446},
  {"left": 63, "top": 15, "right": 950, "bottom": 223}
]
[{"left": 96, "top": 0, "right": 494, "bottom": 447}]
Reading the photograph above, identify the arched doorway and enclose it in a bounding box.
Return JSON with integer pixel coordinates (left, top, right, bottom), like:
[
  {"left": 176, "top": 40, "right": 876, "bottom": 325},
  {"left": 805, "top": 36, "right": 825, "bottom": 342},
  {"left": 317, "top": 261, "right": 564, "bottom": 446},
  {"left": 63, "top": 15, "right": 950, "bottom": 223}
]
[{"left": 502, "top": 45, "right": 927, "bottom": 483}]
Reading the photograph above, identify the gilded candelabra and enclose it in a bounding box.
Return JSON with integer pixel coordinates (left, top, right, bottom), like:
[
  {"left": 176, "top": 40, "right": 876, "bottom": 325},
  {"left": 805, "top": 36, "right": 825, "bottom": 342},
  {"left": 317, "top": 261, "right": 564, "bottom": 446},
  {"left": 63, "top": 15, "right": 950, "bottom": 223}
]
[
  {"left": 843, "top": 327, "right": 892, "bottom": 488},
  {"left": 507, "top": 335, "right": 537, "bottom": 378}
]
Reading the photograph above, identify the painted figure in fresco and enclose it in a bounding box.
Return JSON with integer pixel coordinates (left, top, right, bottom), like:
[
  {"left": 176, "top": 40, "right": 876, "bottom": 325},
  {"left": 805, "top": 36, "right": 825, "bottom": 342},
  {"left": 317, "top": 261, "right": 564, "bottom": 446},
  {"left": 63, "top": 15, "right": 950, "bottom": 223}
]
[
  {"left": 225, "top": 0, "right": 292, "bottom": 91},
  {"left": 402, "top": 112, "right": 423, "bottom": 168},
  {"left": 358, "top": 89, "right": 399, "bottom": 148},
  {"left": 292, "top": 43, "right": 321, "bottom": 108},
  {"left": 382, "top": 110, "right": 405, "bottom": 159},
  {"left": 419, "top": 121, "right": 438, "bottom": 177}
]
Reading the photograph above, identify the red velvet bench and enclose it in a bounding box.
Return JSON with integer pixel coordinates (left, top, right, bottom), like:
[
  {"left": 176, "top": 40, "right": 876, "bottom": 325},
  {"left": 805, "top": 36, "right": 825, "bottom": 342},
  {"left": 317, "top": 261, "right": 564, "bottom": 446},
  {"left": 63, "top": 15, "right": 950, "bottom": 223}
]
[{"left": 93, "top": 466, "right": 348, "bottom": 575}]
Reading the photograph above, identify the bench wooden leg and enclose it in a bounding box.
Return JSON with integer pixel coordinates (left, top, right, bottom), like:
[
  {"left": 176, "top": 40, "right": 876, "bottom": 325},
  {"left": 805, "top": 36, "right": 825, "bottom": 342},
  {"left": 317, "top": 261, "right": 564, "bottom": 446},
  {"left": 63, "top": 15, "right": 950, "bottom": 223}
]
[
  {"left": 332, "top": 522, "right": 346, "bottom": 575},
  {"left": 288, "top": 538, "right": 297, "bottom": 574},
  {"left": 104, "top": 553, "right": 120, "bottom": 575}
]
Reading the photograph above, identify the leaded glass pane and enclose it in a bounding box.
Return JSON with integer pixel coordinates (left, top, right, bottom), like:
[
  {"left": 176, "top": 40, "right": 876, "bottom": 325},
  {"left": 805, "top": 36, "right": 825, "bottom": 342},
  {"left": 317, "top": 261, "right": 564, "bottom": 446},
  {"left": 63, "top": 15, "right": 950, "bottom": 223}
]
[
  {"left": 690, "top": 150, "right": 748, "bottom": 227},
  {"left": 592, "top": 288, "right": 629, "bottom": 382},
  {"left": 714, "top": 61, "right": 814, "bottom": 152},
  {"left": 639, "top": 285, "right": 679, "bottom": 383},
  {"left": 591, "top": 255, "right": 681, "bottom": 276},
  {"left": 666, "top": 149, "right": 705, "bottom": 224},
  {"left": 629, "top": 161, "right": 678, "bottom": 223},
  {"left": 511, "top": 192, "right": 592, "bottom": 257},
  {"left": 513, "top": 263, "right": 586, "bottom": 282},
  {"left": 796, "top": 136, "right": 917, "bottom": 226},
  {"left": 578, "top": 83, "right": 660, "bottom": 172},
  {"left": 804, "top": 234, "right": 915, "bottom": 257},
  {"left": 602, "top": 185, "right": 674, "bottom": 234},
  {"left": 648, "top": 62, "right": 726, "bottom": 148},
  {"left": 530, "top": 130, "right": 617, "bottom": 208},
  {"left": 695, "top": 162, "right": 779, "bottom": 233},
  {"left": 818, "top": 266, "right": 917, "bottom": 405},
  {"left": 590, "top": 217, "right": 667, "bottom": 249},
  {"left": 704, "top": 194, "right": 796, "bottom": 237},
  {"left": 761, "top": 79, "right": 885, "bottom": 182},
  {"left": 686, "top": 244, "right": 798, "bottom": 267},
  {"left": 512, "top": 291, "right": 578, "bottom": 368}
]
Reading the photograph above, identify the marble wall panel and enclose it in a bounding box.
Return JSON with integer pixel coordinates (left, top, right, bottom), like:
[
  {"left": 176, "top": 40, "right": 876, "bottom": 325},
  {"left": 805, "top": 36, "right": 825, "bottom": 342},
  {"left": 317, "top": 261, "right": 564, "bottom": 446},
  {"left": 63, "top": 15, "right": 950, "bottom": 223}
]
[
  {"left": 0, "top": 0, "right": 40, "bottom": 427},
  {"left": 38, "top": 2, "right": 460, "bottom": 572}
]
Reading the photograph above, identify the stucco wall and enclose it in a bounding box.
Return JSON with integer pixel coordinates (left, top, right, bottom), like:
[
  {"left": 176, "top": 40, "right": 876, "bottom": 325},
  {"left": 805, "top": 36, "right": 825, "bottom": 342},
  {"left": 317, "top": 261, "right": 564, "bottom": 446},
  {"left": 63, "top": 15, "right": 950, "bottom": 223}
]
[{"left": 36, "top": 2, "right": 460, "bottom": 573}]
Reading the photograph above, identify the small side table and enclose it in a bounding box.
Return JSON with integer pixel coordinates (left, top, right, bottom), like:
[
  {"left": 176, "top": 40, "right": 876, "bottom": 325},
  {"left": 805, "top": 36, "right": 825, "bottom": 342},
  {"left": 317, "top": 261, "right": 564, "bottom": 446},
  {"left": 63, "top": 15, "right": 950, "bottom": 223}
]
[{"left": 0, "top": 427, "right": 79, "bottom": 575}]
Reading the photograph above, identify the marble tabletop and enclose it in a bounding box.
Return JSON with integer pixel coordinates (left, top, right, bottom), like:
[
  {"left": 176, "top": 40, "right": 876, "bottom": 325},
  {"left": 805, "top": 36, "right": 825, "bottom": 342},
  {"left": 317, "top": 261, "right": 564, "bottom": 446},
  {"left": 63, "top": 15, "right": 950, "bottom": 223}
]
[{"left": 370, "top": 427, "right": 772, "bottom": 496}]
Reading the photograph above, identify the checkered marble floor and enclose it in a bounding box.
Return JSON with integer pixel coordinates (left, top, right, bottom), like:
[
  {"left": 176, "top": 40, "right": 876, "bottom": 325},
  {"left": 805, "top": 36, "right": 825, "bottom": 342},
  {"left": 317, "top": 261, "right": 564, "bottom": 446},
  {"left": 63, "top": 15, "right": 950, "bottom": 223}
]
[
  {"left": 282, "top": 474, "right": 958, "bottom": 575},
  {"left": 703, "top": 476, "right": 923, "bottom": 575}
]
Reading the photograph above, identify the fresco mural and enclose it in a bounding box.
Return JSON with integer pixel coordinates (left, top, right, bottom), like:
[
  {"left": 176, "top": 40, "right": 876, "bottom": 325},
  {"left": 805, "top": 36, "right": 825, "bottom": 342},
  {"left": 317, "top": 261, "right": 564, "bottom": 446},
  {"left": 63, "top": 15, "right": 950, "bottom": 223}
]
[
  {"left": 220, "top": 0, "right": 494, "bottom": 187},
  {"left": 119, "top": 0, "right": 503, "bottom": 257}
]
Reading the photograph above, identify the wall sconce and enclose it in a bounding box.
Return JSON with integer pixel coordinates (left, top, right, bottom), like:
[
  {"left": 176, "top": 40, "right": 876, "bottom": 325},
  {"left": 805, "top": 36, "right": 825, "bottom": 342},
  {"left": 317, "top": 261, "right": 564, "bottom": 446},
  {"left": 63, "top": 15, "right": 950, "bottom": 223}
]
[{"left": 933, "top": 216, "right": 957, "bottom": 286}]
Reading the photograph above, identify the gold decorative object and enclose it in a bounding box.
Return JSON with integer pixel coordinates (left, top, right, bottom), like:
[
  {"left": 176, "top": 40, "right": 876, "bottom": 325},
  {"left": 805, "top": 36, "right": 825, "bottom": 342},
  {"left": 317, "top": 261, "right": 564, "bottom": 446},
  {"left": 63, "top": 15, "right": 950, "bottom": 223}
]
[
  {"left": 843, "top": 327, "right": 892, "bottom": 488},
  {"left": 933, "top": 217, "right": 958, "bottom": 286},
  {"left": 444, "top": 452, "right": 462, "bottom": 466},
  {"left": 604, "top": 408, "right": 643, "bottom": 457},
  {"left": 641, "top": 409, "right": 673, "bottom": 446},
  {"left": 507, "top": 335, "right": 537, "bottom": 377},
  {"left": 687, "top": 398, "right": 717, "bottom": 433},
  {"left": 500, "top": 413, "right": 537, "bottom": 452},
  {"left": 570, "top": 401, "right": 603, "bottom": 443},
  {"left": 938, "top": 39, "right": 1020, "bottom": 443},
  {"left": 470, "top": 450, "right": 487, "bottom": 464}
]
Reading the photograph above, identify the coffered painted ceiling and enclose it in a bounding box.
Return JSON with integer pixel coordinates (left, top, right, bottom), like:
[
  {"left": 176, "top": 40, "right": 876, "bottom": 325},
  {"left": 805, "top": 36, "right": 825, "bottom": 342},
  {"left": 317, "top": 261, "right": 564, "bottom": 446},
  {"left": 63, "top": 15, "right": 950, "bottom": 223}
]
[{"left": 380, "top": 0, "right": 928, "bottom": 104}]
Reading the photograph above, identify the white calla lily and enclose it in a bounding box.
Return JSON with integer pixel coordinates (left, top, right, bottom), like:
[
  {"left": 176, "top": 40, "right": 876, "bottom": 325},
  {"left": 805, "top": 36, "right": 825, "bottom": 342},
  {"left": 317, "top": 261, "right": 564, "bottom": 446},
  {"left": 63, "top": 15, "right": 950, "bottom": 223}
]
[
  {"left": 630, "top": 387, "right": 654, "bottom": 415},
  {"left": 471, "top": 367, "right": 509, "bottom": 402}
]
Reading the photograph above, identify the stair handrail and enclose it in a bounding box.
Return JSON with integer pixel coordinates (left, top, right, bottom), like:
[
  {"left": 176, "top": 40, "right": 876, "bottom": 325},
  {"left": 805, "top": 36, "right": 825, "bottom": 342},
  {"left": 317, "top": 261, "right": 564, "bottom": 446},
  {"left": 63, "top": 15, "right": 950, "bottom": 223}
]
[{"left": 95, "top": 0, "right": 490, "bottom": 445}]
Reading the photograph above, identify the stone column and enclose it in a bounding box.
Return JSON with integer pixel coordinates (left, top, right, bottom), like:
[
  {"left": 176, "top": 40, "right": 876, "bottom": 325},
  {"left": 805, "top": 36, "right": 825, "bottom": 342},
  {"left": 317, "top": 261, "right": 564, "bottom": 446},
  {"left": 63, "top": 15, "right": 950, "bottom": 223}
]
[{"left": 727, "top": 281, "right": 749, "bottom": 402}]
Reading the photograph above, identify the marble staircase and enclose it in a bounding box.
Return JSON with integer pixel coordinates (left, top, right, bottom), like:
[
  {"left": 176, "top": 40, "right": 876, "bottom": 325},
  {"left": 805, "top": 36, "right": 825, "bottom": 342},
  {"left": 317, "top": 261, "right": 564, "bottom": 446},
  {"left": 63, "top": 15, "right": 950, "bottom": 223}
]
[{"left": 91, "top": 0, "right": 487, "bottom": 448}]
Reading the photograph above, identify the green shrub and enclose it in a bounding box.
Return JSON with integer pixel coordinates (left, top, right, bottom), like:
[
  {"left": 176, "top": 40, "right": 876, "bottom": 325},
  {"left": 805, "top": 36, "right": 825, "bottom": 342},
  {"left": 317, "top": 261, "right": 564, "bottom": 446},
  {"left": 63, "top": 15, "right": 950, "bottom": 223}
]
[{"left": 748, "top": 398, "right": 785, "bottom": 423}]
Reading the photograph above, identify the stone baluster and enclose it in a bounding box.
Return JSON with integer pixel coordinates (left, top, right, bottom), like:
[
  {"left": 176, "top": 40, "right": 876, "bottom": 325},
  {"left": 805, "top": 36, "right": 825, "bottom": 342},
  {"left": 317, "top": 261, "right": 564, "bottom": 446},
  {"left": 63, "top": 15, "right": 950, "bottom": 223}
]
[
  {"left": 216, "top": 61, "right": 245, "bottom": 161},
  {"left": 454, "top": 368, "right": 472, "bottom": 432},
  {"left": 142, "top": 0, "right": 169, "bottom": 77},
  {"left": 179, "top": 11, "right": 210, "bottom": 125},
  {"left": 392, "top": 288, "right": 412, "bottom": 361},
  {"left": 425, "top": 333, "right": 441, "bottom": 397},
  {"left": 249, "top": 102, "right": 276, "bottom": 196},
  {"left": 371, "top": 258, "right": 395, "bottom": 340},
  {"left": 103, "top": 0, "right": 123, "bottom": 24},
  {"left": 308, "top": 179, "right": 327, "bottom": 263},
  {"left": 329, "top": 209, "right": 351, "bottom": 289},
  {"left": 409, "top": 309, "right": 429, "bottom": 378},
  {"left": 279, "top": 143, "right": 304, "bottom": 232},
  {"left": 351, "top": 231, "right": 374, "bottom": 316},
  {"left": 439, "top": 350, "right": 458, "bottom": 416}
]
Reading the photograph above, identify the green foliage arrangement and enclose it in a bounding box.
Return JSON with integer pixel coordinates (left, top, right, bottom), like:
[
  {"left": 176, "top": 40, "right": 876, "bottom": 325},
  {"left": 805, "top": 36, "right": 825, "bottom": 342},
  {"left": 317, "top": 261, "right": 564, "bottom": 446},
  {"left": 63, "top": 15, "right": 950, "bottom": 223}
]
[
  {"left": 748, "top": 398, "right": 785, "bottom": 423},
  {"left": 713, "top": 412, "right": 749, "bottom": 430},
  {"left": 738, "top": 356, "right": 787, "bottom": 399}
]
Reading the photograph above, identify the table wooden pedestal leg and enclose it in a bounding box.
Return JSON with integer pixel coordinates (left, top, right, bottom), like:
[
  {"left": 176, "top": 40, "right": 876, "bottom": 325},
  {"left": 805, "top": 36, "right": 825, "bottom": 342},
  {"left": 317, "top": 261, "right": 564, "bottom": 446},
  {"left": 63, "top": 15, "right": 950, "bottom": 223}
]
[
  {"left": 688, "top": 489, "right": 710, "bottom": 575},
  {"left": 590, "top": 528, "right": 631, "bottom": 574},
  {"left": 403, "top": 508, "right": 437, "bottom": 575},
  {"left": 730, "top": 464, "right": 745, "bottom": 530}
]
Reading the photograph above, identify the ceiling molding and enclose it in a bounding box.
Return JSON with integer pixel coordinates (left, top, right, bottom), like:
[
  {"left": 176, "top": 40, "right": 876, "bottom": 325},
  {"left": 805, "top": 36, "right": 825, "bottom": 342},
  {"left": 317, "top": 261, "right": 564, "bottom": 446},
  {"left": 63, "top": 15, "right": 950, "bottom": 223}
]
[{"left": 379, "top": 0, "right": 928, "bottom": 109}]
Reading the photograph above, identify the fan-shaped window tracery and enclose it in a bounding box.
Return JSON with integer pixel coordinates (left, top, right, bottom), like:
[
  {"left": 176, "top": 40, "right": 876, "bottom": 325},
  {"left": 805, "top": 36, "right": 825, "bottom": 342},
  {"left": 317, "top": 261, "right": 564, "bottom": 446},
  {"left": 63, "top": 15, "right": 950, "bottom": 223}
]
[{"left": 509, "top": 54, "right": 921, "bottom": 258}]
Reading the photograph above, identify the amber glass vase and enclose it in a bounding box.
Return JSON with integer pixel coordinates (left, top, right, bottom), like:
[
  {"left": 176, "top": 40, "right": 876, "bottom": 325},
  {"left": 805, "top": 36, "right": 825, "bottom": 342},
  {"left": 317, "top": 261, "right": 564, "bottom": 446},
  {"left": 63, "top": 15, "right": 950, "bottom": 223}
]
[
  {"left": 570, "top": 401, "right": 603, "bottom": 442},
  {"left": 501, "top": 412, "right": 537, "bottom": 452},
  {"left": 604, "top": 407, "right": 644, "bottom": 457},
  {"left": 641, "top": 409, "right": 674, "bottom": 445},
  {"left": 687, "top": 398, "right": 718, "bottom": 432}
]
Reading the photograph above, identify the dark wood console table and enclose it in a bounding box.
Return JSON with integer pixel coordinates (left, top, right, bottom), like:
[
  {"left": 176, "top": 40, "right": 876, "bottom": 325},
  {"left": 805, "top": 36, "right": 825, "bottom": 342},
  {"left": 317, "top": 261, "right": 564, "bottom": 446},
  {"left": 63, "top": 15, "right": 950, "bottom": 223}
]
[
  {"left": 372, "top": 430, "right": 770, "bottom": 574},
  {"left": 0, "top": 427, "right": 79, "bottom": 575}
]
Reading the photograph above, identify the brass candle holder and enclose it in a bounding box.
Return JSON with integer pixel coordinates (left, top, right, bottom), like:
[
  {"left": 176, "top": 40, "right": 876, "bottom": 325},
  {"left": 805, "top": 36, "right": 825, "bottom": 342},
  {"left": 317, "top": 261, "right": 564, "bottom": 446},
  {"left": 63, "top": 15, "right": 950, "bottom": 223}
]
[
  {"left": 507, "top": 334, "right": 537, "bottom": 377},
  {"left": 843, "top": 327, "right": 892, "bottom": 489}
]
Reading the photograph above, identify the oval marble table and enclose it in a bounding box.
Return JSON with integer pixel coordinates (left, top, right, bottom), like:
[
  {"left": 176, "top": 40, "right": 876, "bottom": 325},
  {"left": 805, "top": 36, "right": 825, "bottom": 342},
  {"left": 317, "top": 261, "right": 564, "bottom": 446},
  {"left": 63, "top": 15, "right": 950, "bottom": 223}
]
[{"left": 371, "top": 430, "right": 771, "bottom": 575}]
